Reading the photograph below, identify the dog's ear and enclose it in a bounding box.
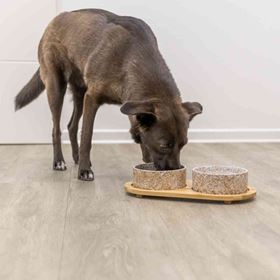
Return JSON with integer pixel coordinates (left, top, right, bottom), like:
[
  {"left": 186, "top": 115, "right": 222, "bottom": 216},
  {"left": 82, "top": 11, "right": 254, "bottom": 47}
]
[
  {"left": 120, "top": 100, "right": 157, "bottom": 126},
  {"left": 120, "top": 100, "right": 156, "bottom": 115},
  {"left": 182, "top": 102, "right": 203, "bottom": 121}
]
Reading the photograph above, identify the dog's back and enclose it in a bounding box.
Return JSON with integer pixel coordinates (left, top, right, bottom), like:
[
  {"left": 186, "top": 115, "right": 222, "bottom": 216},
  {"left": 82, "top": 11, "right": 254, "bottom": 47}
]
[{"left": 38, "top": 9, "right": 158, "bottom": 76}]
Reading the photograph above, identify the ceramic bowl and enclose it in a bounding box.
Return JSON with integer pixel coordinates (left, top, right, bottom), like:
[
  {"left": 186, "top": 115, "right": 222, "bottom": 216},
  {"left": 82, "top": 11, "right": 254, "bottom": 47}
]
[
  {"left": 192, "top": 165, "right": 248, "bottom": 194},
  {"left": 133, "top": 163, "right": 186, "bottom": 190}
]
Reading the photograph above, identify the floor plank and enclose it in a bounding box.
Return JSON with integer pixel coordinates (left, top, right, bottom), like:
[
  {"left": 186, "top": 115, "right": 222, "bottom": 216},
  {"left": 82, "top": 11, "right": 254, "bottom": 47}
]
[
  {"left": 0, "top": 145, "right": 71, "bottom": 280},
  {"left": 0, "top": 143, "right": 279, "bottom": 280}
]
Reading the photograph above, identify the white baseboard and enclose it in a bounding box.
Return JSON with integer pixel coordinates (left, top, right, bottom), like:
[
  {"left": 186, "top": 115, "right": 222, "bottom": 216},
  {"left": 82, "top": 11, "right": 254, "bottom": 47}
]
[
  {"left": 62, "top": 128, "right": 280, "bottom": 144},
  {"left": 189, "top": 128, "right": 280, "bottom": 143}
]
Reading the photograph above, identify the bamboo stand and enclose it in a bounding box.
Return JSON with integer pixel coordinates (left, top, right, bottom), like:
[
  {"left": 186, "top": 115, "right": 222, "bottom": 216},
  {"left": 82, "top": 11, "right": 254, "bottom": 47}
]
[{"left": 125, "top": 180, "right": 256, "bottom": 204}]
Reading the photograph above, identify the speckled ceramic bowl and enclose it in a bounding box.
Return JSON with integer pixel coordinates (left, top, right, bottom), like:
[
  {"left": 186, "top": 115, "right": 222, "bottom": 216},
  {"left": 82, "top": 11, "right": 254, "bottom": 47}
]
[
  {"left": 133, "top": 163, "right": 186, "bottom": 190},
  {"left": 192, "top": 166, "right": 248, "bottom": 195}
]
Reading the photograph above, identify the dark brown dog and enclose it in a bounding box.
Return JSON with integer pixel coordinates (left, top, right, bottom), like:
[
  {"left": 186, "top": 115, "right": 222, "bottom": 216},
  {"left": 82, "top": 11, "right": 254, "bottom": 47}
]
[{"left": 15, "top": 9, "right": 202, "bottom": 181}]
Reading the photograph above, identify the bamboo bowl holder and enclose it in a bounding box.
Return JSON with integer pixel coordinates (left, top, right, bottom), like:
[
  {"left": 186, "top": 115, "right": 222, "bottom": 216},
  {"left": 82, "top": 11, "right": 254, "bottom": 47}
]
[{"left": 125, "top": 164, "right": 256, "bottom": 204}]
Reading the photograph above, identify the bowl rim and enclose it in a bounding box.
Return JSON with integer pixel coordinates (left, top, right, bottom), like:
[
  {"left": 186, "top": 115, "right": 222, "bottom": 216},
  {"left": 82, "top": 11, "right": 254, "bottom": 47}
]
[
  {"left": 192, "top": 165, "right": 248, "bottom": 176},
  {"left": 133, "top": 163, "right": 186, "bottom": 172}
]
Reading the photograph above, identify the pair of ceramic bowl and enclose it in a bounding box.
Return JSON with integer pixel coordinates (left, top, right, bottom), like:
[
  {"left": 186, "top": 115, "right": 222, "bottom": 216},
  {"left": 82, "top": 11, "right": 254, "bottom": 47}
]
[{"left": 133, "top": 163, "right": 248, "bottom": 195}]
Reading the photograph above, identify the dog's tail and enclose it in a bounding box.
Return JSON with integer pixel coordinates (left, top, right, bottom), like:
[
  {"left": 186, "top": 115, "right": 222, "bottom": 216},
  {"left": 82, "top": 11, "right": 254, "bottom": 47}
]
[{"left": 15, "top": 68, "right": 45, "bottom": 111}]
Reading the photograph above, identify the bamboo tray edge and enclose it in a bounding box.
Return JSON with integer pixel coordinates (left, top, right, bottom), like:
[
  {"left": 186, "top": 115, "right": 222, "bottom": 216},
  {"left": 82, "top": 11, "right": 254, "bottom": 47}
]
[{"left": 125, "top": 180, "right": 256, "bottom": 203}]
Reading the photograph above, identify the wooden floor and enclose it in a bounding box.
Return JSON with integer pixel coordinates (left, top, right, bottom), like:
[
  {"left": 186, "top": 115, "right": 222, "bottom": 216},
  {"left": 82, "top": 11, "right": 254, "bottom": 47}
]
[{"left": 0, "top": 143, "right": 279, "bottom": 280}]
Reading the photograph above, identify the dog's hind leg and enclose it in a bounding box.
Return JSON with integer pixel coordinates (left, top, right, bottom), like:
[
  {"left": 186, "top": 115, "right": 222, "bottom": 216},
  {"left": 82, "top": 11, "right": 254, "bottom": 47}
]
[
  {"left": 43, "top": 67, "right": 67, "bottom": 171},
  {"left": 68, "top": 83, "right": 86, "bottom": 164}
]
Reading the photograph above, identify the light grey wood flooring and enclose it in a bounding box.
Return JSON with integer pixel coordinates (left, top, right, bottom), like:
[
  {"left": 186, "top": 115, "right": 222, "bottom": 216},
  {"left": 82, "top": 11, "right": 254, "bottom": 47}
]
[{"left": 0, "top": 143, "right": 279, "bottom": 280}]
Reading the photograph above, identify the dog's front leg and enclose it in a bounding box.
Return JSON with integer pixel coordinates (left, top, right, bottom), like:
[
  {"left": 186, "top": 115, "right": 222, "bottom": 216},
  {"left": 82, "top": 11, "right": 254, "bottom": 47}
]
[{"left": 78, "top": 89, "right": 100, "bottom": 181}]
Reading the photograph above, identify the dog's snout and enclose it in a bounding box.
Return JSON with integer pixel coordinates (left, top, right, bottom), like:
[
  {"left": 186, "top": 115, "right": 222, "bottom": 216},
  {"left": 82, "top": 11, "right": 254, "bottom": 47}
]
[
  {"left": 166, "top": 163, "right": 181, "bottom": 170},
  {"left": 154, "top": 158, "right": 181, "bottom": 171}
]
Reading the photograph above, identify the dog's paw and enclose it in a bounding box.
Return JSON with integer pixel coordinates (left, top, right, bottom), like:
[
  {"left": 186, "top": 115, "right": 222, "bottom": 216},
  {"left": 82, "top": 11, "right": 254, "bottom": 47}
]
[
  {"left": 53, "top": 160, "right": 67, "bottom": 171},
  {"left": 78, "top": 169, "right": 94, "bottom": 181}
]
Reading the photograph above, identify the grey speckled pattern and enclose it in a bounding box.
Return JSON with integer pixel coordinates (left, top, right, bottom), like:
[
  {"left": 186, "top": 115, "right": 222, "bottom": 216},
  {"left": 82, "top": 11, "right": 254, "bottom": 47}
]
[
  {"left": 133, "top": 163, "right": 186, "bottom": 190},
  {"left": 192, "top": 166, "right": 248, "bottom": 194}
]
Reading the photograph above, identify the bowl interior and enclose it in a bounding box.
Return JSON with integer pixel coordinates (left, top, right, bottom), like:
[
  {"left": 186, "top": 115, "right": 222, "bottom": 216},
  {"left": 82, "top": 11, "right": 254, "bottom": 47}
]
[
  {"left": 134, "top": 163, "right": 185, "bottom": 172},
  {"left": 193, "top": 165, "right": 247, "bottom": 176}
]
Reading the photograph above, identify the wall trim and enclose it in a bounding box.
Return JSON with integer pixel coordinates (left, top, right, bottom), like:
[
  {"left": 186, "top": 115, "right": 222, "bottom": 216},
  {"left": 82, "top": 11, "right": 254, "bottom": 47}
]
[{"left": 61, "top": 128, "right": 280, "bottom": 144}]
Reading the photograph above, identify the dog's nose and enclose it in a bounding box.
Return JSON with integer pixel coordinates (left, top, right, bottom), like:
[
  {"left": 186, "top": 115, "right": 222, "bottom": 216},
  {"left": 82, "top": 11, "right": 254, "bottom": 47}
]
[
  {"left": 166, "top": 157, "right": 181, "bottom": 170},
  {"left": 154, "top": 161, "right": 181, "bottom": 171},
  {"left": 167, "top": 164, "right": 181, "bottom": 170},
  {"left": 154, "top": 162, "right": 165, "bottom": 170}
]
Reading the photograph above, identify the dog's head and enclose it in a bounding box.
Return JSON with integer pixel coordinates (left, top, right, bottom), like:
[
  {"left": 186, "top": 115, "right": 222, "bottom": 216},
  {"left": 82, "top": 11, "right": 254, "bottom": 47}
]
[{"left": 121, "top": 98, "right": 202, "bottom": 170}]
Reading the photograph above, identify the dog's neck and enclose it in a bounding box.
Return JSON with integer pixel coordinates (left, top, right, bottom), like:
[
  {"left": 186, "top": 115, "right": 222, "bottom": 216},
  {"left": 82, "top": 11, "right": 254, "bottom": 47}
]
[{"left": 121, "top": 47, "right": 181, "bottom": 103}]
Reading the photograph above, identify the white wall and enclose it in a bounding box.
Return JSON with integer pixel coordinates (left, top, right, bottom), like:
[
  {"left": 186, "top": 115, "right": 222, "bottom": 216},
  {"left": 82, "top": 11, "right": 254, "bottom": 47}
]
[
  {"left": 0, "top": 0, "right": 58, "bottom": 143},
  {"left": 1, "top": 0, "right": 280, "bottom": 143}
]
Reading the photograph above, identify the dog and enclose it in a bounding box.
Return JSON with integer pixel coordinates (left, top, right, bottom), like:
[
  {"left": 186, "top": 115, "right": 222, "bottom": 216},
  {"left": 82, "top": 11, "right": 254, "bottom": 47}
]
[{"left": 15, "top": 9, "right": 202, "bottom": 181}]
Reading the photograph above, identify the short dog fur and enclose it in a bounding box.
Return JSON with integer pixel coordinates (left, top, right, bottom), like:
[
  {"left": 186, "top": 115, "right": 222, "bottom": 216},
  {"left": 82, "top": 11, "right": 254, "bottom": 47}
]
[{"left": 15, "top": 9, "right": 202, "bottom": 181}]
